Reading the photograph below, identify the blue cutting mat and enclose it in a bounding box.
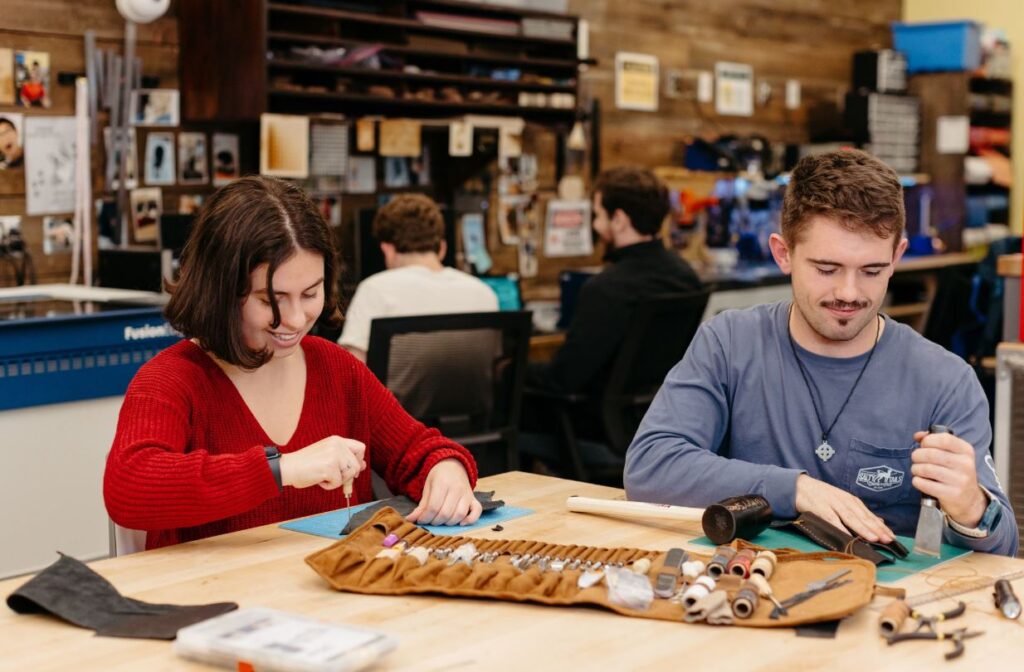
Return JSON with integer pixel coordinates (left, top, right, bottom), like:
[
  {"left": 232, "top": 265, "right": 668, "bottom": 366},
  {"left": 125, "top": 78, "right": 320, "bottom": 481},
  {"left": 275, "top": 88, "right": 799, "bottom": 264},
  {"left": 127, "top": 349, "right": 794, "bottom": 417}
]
[
  {"left": 690, "top": 527, "right": 971, "bottom": 583},
  {"left": 280, "top": 501, "right": 535, "bottom": 540}
]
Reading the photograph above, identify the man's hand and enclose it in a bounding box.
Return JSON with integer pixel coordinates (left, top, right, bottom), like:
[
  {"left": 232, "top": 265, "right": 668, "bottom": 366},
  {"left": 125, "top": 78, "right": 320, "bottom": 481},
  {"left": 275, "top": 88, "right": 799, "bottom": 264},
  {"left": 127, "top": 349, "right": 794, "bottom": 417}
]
[
  {"left": 279, "top": 435, "right": 367, "bottom": 490},
  {"left": 911, "top": 430, "right": 987, "bottom": 528},
  {"left": 794, "top": 474, "right": 895, "bottom": 543},
  {"left": 407, "top": 459, "right": 482, "bottom": 526}
]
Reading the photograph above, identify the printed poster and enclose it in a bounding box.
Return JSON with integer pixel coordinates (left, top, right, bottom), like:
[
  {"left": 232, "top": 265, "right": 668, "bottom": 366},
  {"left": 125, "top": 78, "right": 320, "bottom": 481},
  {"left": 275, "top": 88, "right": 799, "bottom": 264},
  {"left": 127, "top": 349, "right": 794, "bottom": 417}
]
[
  {"left": 544, "top": 199, "right": 593, "bottom": 257},
  {"left": 615, "top": 52, "right": 658, "bottom": 112},
  {"left": 24, "top": 116, "right": 76, "bottom": 215}
]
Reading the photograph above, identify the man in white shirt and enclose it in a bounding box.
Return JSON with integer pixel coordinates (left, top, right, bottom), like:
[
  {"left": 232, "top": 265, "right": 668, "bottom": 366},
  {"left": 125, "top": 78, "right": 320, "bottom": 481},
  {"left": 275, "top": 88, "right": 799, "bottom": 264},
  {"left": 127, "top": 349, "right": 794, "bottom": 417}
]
[{"left": 339, "top": 194, "right": 498, "bottom": 362}]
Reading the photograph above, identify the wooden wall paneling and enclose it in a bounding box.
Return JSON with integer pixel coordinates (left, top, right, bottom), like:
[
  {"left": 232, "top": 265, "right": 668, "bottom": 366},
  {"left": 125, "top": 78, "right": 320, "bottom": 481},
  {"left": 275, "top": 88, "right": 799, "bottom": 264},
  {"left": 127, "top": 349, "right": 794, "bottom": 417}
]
[
  {"left": 0, "top": 0, "right": 179, "bottom": 286},
  {"left": 177, "top": 0, "right": 266, "bottom": 122},
  {"left": 569, "top": 0, "right": 901, "bottom": 168},
  {"left": 910, "top": 72, "right": 970, "bottom": 253}
]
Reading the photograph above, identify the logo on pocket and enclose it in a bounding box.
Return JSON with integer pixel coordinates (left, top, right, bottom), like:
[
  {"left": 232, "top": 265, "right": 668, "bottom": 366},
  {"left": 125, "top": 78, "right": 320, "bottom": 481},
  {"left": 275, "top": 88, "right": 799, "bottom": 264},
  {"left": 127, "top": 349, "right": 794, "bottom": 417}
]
[{"left": 856, "top": 465, "right": 904, "bottom": 492}]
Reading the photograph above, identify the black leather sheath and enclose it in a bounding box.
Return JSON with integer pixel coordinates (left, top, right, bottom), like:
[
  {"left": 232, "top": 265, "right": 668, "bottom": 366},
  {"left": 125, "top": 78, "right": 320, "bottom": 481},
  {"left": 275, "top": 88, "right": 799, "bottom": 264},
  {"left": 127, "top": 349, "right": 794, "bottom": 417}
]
[{"left": 774, "top": 512, "right": 909, "bottom": 565}]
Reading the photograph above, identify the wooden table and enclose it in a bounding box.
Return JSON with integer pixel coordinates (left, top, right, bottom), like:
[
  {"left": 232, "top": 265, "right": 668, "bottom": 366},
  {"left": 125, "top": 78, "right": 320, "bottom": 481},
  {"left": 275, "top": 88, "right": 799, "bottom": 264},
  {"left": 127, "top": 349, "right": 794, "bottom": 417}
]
[{"left": 3, "top": 472, "right": 1023, "bottom": 670}]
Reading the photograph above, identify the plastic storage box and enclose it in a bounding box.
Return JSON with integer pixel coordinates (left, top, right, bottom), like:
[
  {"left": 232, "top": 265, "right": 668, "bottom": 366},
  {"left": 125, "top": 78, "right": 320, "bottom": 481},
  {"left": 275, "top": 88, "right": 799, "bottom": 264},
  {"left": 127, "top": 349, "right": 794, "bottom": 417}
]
[{"left": 892, "top": 20, "right": 981, "bottom": 73}]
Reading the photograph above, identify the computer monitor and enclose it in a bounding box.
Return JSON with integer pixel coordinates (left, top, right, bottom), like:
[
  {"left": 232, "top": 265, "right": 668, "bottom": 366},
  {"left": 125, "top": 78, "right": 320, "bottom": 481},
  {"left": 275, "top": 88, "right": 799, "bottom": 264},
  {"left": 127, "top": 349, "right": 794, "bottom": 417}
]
[
  {"left": 352, "top": 205, "right": 457, "bottom": 282},
  {"left": 479, "top": 276, "right": 522, "bottom": 311},
  {"left": 159, "top": 214, "right": 194, "bottom": 253},
  {"left": 557, "top": 270, "right": 596, "bottom": 329}
]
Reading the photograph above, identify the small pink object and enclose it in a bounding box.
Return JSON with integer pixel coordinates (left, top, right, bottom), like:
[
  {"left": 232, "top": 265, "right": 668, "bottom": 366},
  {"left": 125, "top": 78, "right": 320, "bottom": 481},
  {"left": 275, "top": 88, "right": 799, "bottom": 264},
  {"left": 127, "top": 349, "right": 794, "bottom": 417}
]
[{"left": 382, "top": 533, "right": 401, "bottom": 548}]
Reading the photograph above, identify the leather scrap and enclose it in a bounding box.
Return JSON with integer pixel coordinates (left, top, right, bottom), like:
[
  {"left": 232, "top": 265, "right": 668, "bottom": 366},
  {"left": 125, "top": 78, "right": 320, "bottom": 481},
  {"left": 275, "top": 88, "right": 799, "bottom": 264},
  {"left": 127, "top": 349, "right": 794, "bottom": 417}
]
[
  {"left": 340, "top": 491, "right": 505, "bottom": 534},
  {"left": 6, "top": 553, "right": 237, "bottom": 640}
]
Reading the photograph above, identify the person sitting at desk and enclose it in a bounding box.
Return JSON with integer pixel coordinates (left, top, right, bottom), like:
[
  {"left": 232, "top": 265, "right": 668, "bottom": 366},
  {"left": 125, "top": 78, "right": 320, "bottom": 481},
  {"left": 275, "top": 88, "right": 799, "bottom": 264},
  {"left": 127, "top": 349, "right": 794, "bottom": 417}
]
[
  {"left": 625, "top": 150, "right": 1018, "bottom": 556},
  {"left": 104, "top": 177, "right": 482, "bottom": 550},
  {"left": 529, "top": 166, "right": 702, "bottom": 395},
  {"left": 338, "top": 194, "right": 497, "bottom": 362}
]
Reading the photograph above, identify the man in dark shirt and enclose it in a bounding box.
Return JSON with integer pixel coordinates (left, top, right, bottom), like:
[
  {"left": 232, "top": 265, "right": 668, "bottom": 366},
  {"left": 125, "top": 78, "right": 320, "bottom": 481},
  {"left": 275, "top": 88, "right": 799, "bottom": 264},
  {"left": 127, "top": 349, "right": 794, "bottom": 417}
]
[
  {"left": 522, "top": 167, "right": 702, "bottom": 477},
  {"left": 530, "top": 166, "right": 702, "bottom": 396}
]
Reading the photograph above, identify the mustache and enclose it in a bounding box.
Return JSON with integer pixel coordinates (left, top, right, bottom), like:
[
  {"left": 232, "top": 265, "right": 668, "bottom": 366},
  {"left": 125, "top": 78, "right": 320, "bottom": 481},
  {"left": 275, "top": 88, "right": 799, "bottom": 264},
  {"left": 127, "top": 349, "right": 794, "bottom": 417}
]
[{"left": 820, "top": 300, "right": 869, "bottom": 310}]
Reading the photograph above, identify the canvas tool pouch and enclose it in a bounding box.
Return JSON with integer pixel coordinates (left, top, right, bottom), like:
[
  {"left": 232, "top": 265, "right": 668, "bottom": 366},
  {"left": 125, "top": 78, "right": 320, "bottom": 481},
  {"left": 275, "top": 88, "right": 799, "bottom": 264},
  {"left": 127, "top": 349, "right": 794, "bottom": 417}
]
[{"left": 306, "top": 507, "right": 876, "bottom": 628}]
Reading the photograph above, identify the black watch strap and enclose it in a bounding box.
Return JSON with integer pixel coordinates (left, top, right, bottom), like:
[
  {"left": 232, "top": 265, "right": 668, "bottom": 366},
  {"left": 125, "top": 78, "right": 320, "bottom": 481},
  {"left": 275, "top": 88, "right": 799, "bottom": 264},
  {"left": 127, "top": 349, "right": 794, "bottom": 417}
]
[{"left": 264, "top": 445, "right": 283, "bottom": 491}]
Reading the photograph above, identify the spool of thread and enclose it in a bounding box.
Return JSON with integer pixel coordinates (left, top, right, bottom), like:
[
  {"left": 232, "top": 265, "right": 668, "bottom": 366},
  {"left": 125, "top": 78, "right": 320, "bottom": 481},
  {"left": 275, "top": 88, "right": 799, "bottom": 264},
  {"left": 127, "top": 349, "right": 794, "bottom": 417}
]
[
  {"left": 374, "top": 548, "right": 401, "bottom": 561},
  {"left": 878, "top": 600, "right": 910, "bottom": 635},
  {"left": 682, "top": 575, "right": 716, "bottom": 607},
  {"left": 684, "top": 590, "right": 733, "bottom": 622},
  {"left": 707, "top": 546, "right": 736, "bottom": 579},
  {"left": 382, "top": 533, "right": 401, "bottom": 548},
  {"left": 681, "top": 560, "right": 706, "bottom": 580},
  {"left": 747, "top": 573, "right": 772, "bottom": 597},
  {"left": 732, "top": 583, "right": 760, "bottom": 618},
  {"left": 751, "top": 551, "right": 777, "bottom": 579},
  {"left": 631, "top": 558, "right": 652, "bottom": 575},
  {"left": 727, "top": 549, "right": 756, "bottom": 578},
  {"left": 408, "top": 547, "right": 430, "bottom": 566}
]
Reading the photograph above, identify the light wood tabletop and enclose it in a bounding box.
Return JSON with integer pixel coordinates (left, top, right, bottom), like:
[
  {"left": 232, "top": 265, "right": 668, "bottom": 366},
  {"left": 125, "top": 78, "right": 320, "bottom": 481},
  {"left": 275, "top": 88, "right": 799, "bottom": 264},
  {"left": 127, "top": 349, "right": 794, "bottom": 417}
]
[{"left": 2, "top": 471, "right": 1023, "bottom": 670}]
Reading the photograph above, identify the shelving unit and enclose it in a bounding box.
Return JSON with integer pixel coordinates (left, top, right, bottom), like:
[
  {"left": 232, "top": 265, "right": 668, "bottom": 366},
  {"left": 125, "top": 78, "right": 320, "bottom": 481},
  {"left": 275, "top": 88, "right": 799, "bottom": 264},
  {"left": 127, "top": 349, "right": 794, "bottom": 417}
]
[{"left": 179, "top": 0, "right": 589, "bottom": 123}]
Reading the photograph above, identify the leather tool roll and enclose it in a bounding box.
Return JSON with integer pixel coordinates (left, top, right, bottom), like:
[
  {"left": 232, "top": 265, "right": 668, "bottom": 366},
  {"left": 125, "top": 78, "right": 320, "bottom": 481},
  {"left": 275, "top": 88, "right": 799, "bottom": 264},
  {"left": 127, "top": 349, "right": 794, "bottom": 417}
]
[
  {"left": 305, "top": 507, "right": 877, "bottom": 628},
  {"left": 774, "top": 512, "right": 910, "bottom": 565}
]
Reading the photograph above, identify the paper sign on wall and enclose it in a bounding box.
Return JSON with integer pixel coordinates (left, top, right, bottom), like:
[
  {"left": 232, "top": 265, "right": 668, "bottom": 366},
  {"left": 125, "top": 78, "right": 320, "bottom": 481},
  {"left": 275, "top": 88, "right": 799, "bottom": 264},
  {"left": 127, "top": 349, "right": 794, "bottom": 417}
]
[
  {"left": 24, "top": 116, "right": 76, "bottom": 215},
  {"left": 937, "top": 115, "right": 970, "bottom": 154},
  {"left": 449, "top": 120, "right": 473, "bottom": 157},
  {"left": 615, "top": 52, "right": 659, "bottom": 112},
  {"left": 715, "top": 62, "right": 754, "bottom": 117},
  {"left": 379, "top": 119, "right": 421, "bottom": 157},
  {"left": 544, "top": 199, "right": 593, "bottom": 257},
  {"left": 355, "top": 118, "right": 375, "bottom": 152},
  {"left": 260, "top": 113, "right": 309, "bottom": 178}
]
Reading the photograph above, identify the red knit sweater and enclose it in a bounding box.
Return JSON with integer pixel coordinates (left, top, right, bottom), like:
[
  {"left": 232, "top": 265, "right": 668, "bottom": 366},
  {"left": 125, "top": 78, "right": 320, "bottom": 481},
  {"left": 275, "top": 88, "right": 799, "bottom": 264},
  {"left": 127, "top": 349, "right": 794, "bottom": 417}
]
[{"left": 104, "top": 336, "right": 478, "bottom": 549}]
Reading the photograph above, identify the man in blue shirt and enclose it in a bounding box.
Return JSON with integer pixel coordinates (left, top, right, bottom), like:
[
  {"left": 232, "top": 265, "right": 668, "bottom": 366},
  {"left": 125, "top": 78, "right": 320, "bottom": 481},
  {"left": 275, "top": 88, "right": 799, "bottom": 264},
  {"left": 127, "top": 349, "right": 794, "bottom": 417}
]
[{"left": 625, "top": 150, "right": 1017, "bottom": 556}]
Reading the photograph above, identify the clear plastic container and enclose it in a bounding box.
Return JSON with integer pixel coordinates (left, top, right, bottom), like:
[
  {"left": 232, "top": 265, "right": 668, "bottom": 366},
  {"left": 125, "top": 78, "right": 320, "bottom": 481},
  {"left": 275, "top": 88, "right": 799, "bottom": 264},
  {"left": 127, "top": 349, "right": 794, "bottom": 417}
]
[{"left": 173, "top": 607, "right": 398, "bottom": 672}]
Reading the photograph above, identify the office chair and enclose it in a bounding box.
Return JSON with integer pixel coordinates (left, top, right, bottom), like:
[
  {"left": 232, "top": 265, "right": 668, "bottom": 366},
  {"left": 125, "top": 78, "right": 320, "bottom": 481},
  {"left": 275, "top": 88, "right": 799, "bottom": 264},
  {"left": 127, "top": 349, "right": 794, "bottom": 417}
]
[
  {"left": 366, "top": 311, "right": 532, "bottom": 477},
  {"left": 525, "top": 290, "right": 711, "bottom": 483}
]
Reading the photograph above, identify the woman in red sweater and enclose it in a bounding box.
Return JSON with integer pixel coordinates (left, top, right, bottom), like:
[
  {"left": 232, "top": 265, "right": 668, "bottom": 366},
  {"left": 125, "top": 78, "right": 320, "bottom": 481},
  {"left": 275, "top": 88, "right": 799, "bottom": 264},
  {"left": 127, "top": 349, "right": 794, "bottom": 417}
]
[{"left": 104, "top": 176, "right": 481, "bottom": 549}]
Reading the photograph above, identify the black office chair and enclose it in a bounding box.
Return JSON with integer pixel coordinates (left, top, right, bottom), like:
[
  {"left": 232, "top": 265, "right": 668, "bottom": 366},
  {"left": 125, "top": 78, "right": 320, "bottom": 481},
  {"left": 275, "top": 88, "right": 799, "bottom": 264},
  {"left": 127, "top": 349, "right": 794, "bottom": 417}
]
[
  {"left": 526, "top": 290, "right": 711, "bottom": 483},
  {"left": 366, "top": 311, "right": 532, "bottom": 477}
]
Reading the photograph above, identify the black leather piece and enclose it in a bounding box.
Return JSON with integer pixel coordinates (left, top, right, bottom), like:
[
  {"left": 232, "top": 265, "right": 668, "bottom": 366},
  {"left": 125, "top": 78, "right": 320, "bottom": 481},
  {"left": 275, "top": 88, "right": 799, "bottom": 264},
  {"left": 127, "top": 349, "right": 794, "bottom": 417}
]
[
  {"left": 774, "top": 512, "right": 905, "bottom": 566},
  {"left": 6, "top": 553, "right": 237, "bottom": 640},
  {"left": 340, "top": 491, "right": 505, "bottom": 534}
]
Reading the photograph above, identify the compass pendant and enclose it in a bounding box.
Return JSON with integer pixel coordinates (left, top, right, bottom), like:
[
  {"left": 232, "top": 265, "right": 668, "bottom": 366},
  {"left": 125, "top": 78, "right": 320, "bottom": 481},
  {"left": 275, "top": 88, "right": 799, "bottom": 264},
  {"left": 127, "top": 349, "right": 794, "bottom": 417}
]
[{"left": 815, "top": 440, "right": 836, "bottom": 462}]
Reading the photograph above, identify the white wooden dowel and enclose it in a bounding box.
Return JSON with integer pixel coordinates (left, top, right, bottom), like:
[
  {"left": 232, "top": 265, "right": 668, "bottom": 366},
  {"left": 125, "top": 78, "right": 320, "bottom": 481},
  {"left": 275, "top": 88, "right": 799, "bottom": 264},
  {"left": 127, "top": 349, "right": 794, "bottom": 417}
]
[{"left": 566, "top": 496, "right": 705, "bottom": 523}]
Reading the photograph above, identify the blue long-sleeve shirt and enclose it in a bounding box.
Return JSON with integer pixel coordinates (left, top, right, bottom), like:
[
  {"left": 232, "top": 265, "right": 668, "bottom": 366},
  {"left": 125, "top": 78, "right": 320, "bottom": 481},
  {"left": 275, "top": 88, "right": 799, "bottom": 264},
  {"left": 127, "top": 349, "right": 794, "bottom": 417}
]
[{"left": 624, "top": 300, "right": 1018, "bottom": 556}]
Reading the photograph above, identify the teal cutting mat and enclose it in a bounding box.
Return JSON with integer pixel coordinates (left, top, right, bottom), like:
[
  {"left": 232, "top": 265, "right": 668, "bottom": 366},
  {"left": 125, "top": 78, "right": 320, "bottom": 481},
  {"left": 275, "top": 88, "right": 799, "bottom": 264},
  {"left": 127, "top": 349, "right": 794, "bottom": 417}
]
[
  {"left": 690, "top": 527, "right": 971, "bottom": 583},
  {"left": 280, "top": 501, "right": 534, "bottom": 540}
]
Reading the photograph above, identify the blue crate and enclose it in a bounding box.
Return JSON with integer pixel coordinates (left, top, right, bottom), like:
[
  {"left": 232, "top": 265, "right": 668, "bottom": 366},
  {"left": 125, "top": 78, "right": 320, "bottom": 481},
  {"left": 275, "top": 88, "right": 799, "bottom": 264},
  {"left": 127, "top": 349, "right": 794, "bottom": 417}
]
[
  {"left": 0, "top": 307, "right": 181, "bottom": 411},
  {"left": 892, "top": 20, "right": 981, "bottom": 73}
]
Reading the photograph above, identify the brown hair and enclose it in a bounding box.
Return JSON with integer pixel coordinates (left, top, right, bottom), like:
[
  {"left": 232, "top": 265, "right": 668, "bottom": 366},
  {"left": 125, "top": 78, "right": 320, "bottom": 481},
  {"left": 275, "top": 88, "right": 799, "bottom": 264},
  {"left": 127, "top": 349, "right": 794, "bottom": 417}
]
[
  {"left": 165, "top": 176, "right": 342, "bottom": 369},
  {"left": 372, "top": 194, "right": 444, "bottom": 253},
  {"left": 782, "top": 149, "right": 905, "bottom": 249},
  {"left": 593, "top": 167, "right": 669, "bottom": 236}
]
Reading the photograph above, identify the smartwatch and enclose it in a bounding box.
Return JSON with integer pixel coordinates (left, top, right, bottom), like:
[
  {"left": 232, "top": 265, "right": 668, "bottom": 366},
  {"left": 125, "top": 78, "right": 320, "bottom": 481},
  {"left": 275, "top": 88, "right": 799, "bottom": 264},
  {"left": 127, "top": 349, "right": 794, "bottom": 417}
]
[
  {"left": 264, "top": 445, "right": 283, "bottom": 491},
  {"left": 947, "top": 486, "right": 1002, "bottom": 539}
]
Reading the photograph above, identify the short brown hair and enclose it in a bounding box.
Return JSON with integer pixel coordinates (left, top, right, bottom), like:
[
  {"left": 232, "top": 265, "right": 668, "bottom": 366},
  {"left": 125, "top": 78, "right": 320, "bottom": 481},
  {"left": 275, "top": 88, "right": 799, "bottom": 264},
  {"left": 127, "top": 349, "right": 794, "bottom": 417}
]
[
  {"left": 782, "top": 149, "right": 905, "bottom": 249},
  {"left": 165, "top": 176, "right": 342, "bottom": 369},
  {"left": 372, "top": 194, "right": 444, "bottom": 253},
  {"left": 594, "top": 167, "right": 669, "bottom": 236}
]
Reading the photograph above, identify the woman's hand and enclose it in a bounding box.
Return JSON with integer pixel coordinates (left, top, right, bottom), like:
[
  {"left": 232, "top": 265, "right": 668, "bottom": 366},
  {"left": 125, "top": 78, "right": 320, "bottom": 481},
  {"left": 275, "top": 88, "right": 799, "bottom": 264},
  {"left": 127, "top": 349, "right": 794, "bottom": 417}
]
[
  {"left": 407, "top": 458, "right": 482, "bottom": 526},
  {"left": 279, "top": 435, "right": 366, "bottom": 490}
]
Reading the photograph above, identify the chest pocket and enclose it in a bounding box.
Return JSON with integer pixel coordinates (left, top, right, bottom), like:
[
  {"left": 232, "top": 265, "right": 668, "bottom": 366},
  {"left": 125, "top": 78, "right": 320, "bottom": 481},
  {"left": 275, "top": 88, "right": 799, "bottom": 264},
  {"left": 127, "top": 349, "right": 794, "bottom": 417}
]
[{"left": 843, "top": 438, "right": 918, "bottom": 509}]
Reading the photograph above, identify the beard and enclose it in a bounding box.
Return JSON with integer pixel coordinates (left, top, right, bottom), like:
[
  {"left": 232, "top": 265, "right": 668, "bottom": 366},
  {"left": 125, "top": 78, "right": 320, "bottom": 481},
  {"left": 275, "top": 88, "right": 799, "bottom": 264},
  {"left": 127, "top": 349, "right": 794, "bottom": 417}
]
[{"left": 796, "top": 297, "right": 877, "bottom": 343}]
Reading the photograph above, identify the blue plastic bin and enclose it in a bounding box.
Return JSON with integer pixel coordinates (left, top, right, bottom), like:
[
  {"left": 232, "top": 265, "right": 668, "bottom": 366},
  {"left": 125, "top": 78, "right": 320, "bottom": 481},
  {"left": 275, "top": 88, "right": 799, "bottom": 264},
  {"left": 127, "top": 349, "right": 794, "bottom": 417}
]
[{"left": 892, "top": 20, "right": 981, "bottom": 73}]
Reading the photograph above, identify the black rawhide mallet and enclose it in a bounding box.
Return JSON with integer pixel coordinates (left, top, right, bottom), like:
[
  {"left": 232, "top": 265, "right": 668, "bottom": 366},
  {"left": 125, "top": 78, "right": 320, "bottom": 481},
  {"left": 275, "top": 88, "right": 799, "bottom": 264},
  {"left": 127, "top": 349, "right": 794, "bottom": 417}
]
[{"left": 566, "top": 494, "right": 773, "bottom": 543}]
